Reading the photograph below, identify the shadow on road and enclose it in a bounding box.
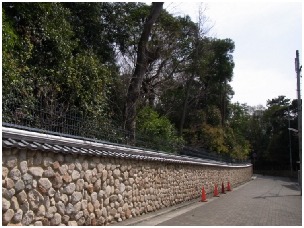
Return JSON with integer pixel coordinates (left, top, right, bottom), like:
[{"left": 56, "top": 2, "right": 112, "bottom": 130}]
[
  {"left": 282, "top": 183, "right": 300, "bottom": 191},
  {"left": 252, "top": 194, "right": 300, "bottom": 199}
]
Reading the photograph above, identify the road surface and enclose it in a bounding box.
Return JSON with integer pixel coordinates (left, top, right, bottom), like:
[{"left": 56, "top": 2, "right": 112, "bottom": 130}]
[{"left": 117, "top": 175, "right": 302, "bottom": 226}]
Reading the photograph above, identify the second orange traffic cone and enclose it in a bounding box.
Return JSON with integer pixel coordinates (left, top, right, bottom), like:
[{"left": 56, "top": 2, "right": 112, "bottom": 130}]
[
  {"left": 201, "top": 186, "right": 207, "bottom": 202},
  {"left": 213, "top": 184, "right": 220, "bottom": 197}
]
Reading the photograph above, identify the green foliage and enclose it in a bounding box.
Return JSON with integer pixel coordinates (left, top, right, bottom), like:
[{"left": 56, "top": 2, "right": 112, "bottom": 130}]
[
  {"left": 2, "top": 7, "right": 35, "bottom": 123},
  {"left": 201, "top": 124, "right": 229, "bottom": 154},
  {"left": 136, "top": 107, "right": 184, "bottom": 153},
  {"left": 61, "top": 51, "right": 111, "bottom": 114},
  {"left": 206, "top": 105, "right": 222, "bottom": 126},
  {"left": 226, "top": 96, "right": 299, "bottom": 169},
  {"left": 2, "top": 2, "right": 115, "bottom": 129},
  {"left": 2, "top": 8, "right": 31, "bottom": 84},
  {"left": 5, "top": 2, "right": 280, "bottom": 162},
  {"left": 224, "top": 126, "right": 251, "bottom": 160},
  {"left": 225, "top": 103, "right": 253, "bottom": 159},
  {"left": 258, "top": 96, "right": 299, "bottom": 169}
]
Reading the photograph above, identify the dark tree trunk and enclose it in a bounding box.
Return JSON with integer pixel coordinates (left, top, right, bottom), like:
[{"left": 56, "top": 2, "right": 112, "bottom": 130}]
[
  {"left": 124, "top": 2, "right": 163, "bottom": 143},
  {"left": 179, "top": 73, "right": 193, "bottom": 136},
  {"left": 179, "top": 27, "right": 199, "bottom": 136}
]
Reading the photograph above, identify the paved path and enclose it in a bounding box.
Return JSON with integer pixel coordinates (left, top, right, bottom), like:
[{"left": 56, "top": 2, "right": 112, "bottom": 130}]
[{"left": 117, "top": 175, "right": 302, "bottom": 226}]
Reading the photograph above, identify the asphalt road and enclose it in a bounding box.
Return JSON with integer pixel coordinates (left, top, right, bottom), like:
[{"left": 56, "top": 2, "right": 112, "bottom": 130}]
[{"left": 117, "top": 175, "right": 302, "bottom": 226}]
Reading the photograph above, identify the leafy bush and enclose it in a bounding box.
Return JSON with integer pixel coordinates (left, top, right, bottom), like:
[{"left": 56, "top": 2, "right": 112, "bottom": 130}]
[{"left": 136, "top": 106, "right": 184, "bottom": 153}]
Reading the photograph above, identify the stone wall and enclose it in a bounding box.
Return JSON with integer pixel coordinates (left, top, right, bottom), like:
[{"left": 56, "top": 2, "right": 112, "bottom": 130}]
[{"left": 2, "top": 147, "right": 252, "bottom": 226}]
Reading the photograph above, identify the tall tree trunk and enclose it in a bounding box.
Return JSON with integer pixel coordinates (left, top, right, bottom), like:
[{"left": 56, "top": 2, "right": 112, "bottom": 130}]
[
  {"left": 221, "top": 80, "right": 227, "bottom": 126},
  {"left": 124, "top": 2, "right": 163, "bottom": 144},
  {"left": 179, "top": 27, "right": 199, "bottom": 136},
  {"left": 179, "top": 72, "right": 194, "bottom": 136}
]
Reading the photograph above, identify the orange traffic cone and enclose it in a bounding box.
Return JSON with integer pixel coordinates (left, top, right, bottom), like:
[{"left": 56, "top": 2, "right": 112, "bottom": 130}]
[
  {"left": 221, "top": 182, "right": 226, "bottom": 194},
  {"left": 227, "top": 181, "right": 232, "bottom": 191},
  {"left": 201, "top": 186, "right": 208, "bottom": 202},
  {"left": 213, "top": 184, "right": 220, "bottom": 197}
]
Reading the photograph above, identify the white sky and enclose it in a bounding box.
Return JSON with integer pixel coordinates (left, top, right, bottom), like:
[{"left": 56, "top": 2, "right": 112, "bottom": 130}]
[{"left": 164, "top": 1, "right": 302, "bottom": 107}]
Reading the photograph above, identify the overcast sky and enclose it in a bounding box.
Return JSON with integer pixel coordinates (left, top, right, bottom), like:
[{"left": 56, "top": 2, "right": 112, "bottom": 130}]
[{"left": 164, "top": 1, "right": 302, "bottom": 107}]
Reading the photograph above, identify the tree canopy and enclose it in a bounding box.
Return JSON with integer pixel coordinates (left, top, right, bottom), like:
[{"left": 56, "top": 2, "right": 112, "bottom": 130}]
[{"left": 3, "top": 2, "right": 299, "bottom": 167}]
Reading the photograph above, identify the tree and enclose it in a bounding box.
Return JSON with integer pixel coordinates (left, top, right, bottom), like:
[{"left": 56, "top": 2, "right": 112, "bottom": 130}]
[
  {"left": 226, "top": 102, "right": 253, "bottom": 159},
  {"left": 4, "top": 2, "right": 258, "bottom": 159},
  {"left": 261, "top": 96, "right": 297, "bottom": 169},
  {"left": 124, "top": 2, "right": 164, "bottom": 141},
  {"left": 235, "top": 96, "right": 300, "bottom": 172},
  {"left": 2, "top": 3, "right": 114, "bottom": 133}
]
